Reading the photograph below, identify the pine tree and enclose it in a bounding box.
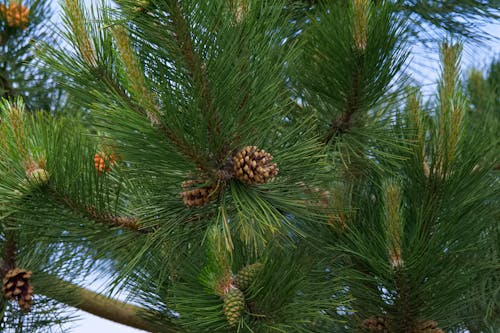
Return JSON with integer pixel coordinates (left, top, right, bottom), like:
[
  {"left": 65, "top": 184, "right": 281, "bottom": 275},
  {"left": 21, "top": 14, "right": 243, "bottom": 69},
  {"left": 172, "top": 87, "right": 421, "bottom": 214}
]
[
  {"left": 0, "top": 0, "right": 69, "bottom": 331},
  {"left": 0, "top": 0, "right": 61, "bottom": 111},
  {"left": 0, "top": 0, "right": 498, "bottom": 332}
]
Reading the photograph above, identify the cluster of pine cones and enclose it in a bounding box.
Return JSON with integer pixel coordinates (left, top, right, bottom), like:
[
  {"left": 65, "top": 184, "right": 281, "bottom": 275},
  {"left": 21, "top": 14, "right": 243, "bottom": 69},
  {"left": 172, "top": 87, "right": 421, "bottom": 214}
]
[
  {"left": 0, "top": 2, "right": 30, "bottom": 29},
  {"left": 223, "top": 263, "right": 262, "bottom": 327},
  {"left": 181, "top": 146, "right": 278, "bottom": 207},
  {"left": 2, "top": 268, "right": 34, "bottom": 312}
]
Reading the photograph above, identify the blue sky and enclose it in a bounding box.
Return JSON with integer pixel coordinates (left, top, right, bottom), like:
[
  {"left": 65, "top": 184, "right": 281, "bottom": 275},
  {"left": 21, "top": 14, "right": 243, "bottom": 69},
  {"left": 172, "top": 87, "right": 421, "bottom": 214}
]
[
  {"left": 47, "top": 1, "right": 500, "bottom": 332},
  {"left": 70, "top": 312, "right": 146, "bottom": 333}
]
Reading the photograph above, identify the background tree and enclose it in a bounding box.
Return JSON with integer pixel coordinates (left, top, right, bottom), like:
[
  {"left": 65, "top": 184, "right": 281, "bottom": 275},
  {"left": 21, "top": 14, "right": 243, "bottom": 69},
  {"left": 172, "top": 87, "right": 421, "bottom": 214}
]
[
  {"left": 459, "top": 60, "right": 500, "bottom": 333},
  {"left": 0, "top": 0, "right": 62, "bottom": 111},
  {"left": 0, "top": 0, "right": 498, "bottom": 332},
  {"left": 289, "top": 0, "right": 500, "bottom": 43},
  {"left": 0, "top": 0, "right": 71, "bottom": 331}
]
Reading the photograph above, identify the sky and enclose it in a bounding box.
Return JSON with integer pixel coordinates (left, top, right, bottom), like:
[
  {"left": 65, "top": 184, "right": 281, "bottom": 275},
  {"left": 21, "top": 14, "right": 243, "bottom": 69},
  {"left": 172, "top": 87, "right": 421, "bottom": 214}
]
[
  {"left": 45, "top": 1, "right": 500, "bottom": 333},
  {"left": 70, "top": 313, "right": 146, "bottom": 333}
]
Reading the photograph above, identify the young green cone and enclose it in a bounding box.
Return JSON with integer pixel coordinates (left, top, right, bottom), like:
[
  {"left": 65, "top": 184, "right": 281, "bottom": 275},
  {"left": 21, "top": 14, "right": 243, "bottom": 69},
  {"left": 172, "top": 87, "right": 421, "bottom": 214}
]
[
  {"left": 233, "top": 262, "right": 262, "bottom": 291},
  {"left": 223, "top": 287, "right": 245, "bottom": 327}
]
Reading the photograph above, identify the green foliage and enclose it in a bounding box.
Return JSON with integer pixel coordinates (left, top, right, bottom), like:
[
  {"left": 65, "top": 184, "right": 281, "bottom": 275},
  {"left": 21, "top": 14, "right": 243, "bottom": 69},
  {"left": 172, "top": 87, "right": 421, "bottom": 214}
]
[
  {"left": 398, "top": 0, "right": 500, "bottom": 43},
  {"left": 467, "top": 60, "right": 500, "bottom": 168},
  {"left": 289, "top": 0, "right": 500, "bottom": 44},
  {"left": 0, "top": 1, "right": 498, "bottom": 332},
  {"left": 461, "top": 59, "right": 500, "bottom": 333},
  {"left": 0, "top": 0, "right": 62, "bottom": 111}
]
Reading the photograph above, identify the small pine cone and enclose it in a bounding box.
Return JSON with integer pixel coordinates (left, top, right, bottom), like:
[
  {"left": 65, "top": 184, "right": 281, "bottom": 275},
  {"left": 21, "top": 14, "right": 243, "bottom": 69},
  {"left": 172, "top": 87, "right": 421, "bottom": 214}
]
[
  {"left": 181, "top": 179, "right": 219, "bottom": 207},
  {"left": 28, "top": 168, "right": 50, "bottom": 185},
  {"left": 362, "top": 316, "right": 390, "bottom": 332},
  {"left": 233, "top": 146, "right": 278, "bottom": 185},
  {"left": 416, "top": 320, "right": 437, "bottom": 330},
  {"left": 94, "top": 152, "right": 117, "bottom": 173},
  {"left": 133, "top": 0, "right": 150, "bottom": 12},
  {"left": 413, "top": 320, "right": 442, "bottom": 333},
  {"left": 233, "top": 262, "right": 262, "bottom": 291},
  {"left": 2, "top": 268, "right": 34, "bottom": 312},
  {"left": 223, "top": 287, "right": 245, "bottom": 327},
  {"left": 0, "top": 3, "right": 30, "bottom": 29}
]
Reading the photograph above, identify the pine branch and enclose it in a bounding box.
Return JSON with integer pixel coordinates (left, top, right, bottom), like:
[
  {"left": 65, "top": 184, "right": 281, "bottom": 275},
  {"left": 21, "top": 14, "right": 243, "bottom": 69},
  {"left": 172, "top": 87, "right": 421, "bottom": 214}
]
[
  {"left": 61, "top": 0, "right": 209, "bottom": 171},
  {"left": 91, "top": 63, "right": 209, "bottom": 171},
  {"left": 169, "top": 1, "right": 212, "bottom": 111},
  {"left": 0, "top": 72, "right": 14, "bottom": 99},
  {"left": 315, "top": 1, "right": 371, "bottom": 144},
  {"left": 393, "top": 269, "right": 415, "bottom": 333},
  {"left": 111, "top": 25, "right": 160, "bottom": 125},
  {"left": 92, "top": 45, "right": 209, "bottom": 171},
  {"left": 168, "top": 0, "right": 224, "bottom": 162},
  {"left": 46, "top": 186, "right": 152, "bottom": 233},
  {"left": 321, "top": 59, "right": 363, "bottom": 144},
  {"left": 0, "top": 231, "right": 16, "bottom": 276},
  {"left": 63, "top": 0, "right": 98, "bottom": 67},
  {"left": 37, "top": 274, "right": 179, "bottom": 333},
  {"left": 226, "top": 1, "right": 252, "bottom": 147}
]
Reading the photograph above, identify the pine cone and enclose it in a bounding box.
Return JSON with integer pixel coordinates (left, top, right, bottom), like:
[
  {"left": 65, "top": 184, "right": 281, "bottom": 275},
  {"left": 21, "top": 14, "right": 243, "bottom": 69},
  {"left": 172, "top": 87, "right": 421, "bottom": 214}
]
[
  {"left": 133, "top": 0, "right": 150, "bottom": 12},
  {"left": 2, "top": 268, "right": 34, "bottom": 312},
  {"left": 233, "top": 146, "right": 278, "bottom": 185},
  {"left": 413, "top": 320, "right": 443, "bottom": 333},
  {"left": 362, "top": 316, "right": 390, "bottom": 332},
  {"left": 223, "top": 287, "right": 245, "bottom": 327},
  {"left": 94, "top": 152, "right": 117, "bottom": 173},
  {"left": 233, "top": 262, "right": 262, "bottom": 291},
  {"left": 0, "top": 3, "right": 30, "bottom": 29},
  {"left": 28, "top": 168, "right": 50, "bottom": 185},
  {"left": 181, "top": 179, "right": 219, "bottom": 207}
]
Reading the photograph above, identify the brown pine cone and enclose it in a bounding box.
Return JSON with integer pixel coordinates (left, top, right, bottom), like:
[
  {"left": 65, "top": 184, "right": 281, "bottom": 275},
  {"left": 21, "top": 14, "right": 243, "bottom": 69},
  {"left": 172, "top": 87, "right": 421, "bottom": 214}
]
[
  {"left": 2, "top": 268, "right": 34, "bottom": 312},
  {"left": 362, "top": 316, "right": 390, "bottom": 332},
  {"left": 181, "top": 179, "right": 219, "bottom": 207},
  {"left": 413, "top": 320, "right": 444, "bottom": 333},
  {"left": 233, "top": 146, "right": 278, "bottom": 185}
]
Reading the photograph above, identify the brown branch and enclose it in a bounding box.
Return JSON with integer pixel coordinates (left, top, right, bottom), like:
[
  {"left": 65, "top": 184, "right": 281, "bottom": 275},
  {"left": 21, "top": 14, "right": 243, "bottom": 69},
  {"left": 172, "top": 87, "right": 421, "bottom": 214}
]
[
  {"left": 322, "top": 110, "right": 355, "bottom": 144},
  {"left": 169, "top": 1, "right": 225, "bottom": 163},
  {"left": 393, "top": 269, "right": 415, "bottom": 333},
  {"left": 156, "top": 123, "right": 209, "bottom": 172},
  {"left": 1, "top": 230, "right": 17, "bottom": 276},
  {"left": 0, "top": 71, "right": 14, "bottom": 99},
  {"left": 47, "top": 186, "right": 153, "bottom": 233},
  {"left": 322, "top": 53, "right": 364, "bottom": 145},
  {"left": 37, "top": 274, "right": 178, "bottom": 333},
  {"left": 84, "top": 205, "right": 148, "bottom": 233},
  {"left": 169, "top": 1, "right": 209, "bottom": 105}
]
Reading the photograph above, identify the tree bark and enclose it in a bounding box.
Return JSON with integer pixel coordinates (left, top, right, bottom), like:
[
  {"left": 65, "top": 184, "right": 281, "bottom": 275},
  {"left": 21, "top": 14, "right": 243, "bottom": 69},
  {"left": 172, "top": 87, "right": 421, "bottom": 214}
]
[{"left": 37, "top": 274, "right": 179, "bottom": 333}]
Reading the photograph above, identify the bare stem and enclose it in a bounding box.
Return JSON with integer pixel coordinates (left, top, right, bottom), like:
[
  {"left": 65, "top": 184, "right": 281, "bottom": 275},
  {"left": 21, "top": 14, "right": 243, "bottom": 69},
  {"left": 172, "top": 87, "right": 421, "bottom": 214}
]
[{"left": 38, "top": 274, "right": 179, "bottom": 333}]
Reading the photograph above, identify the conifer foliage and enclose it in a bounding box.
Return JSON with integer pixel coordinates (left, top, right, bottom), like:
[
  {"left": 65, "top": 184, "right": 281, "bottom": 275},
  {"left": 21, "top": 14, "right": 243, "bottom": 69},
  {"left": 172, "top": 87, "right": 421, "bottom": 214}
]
[
  {"left": 0, "top": 0, "right": 498, "bottom": 332},
  {"left": 0, "top": 0, "right": 60, "bottom": 111}
]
